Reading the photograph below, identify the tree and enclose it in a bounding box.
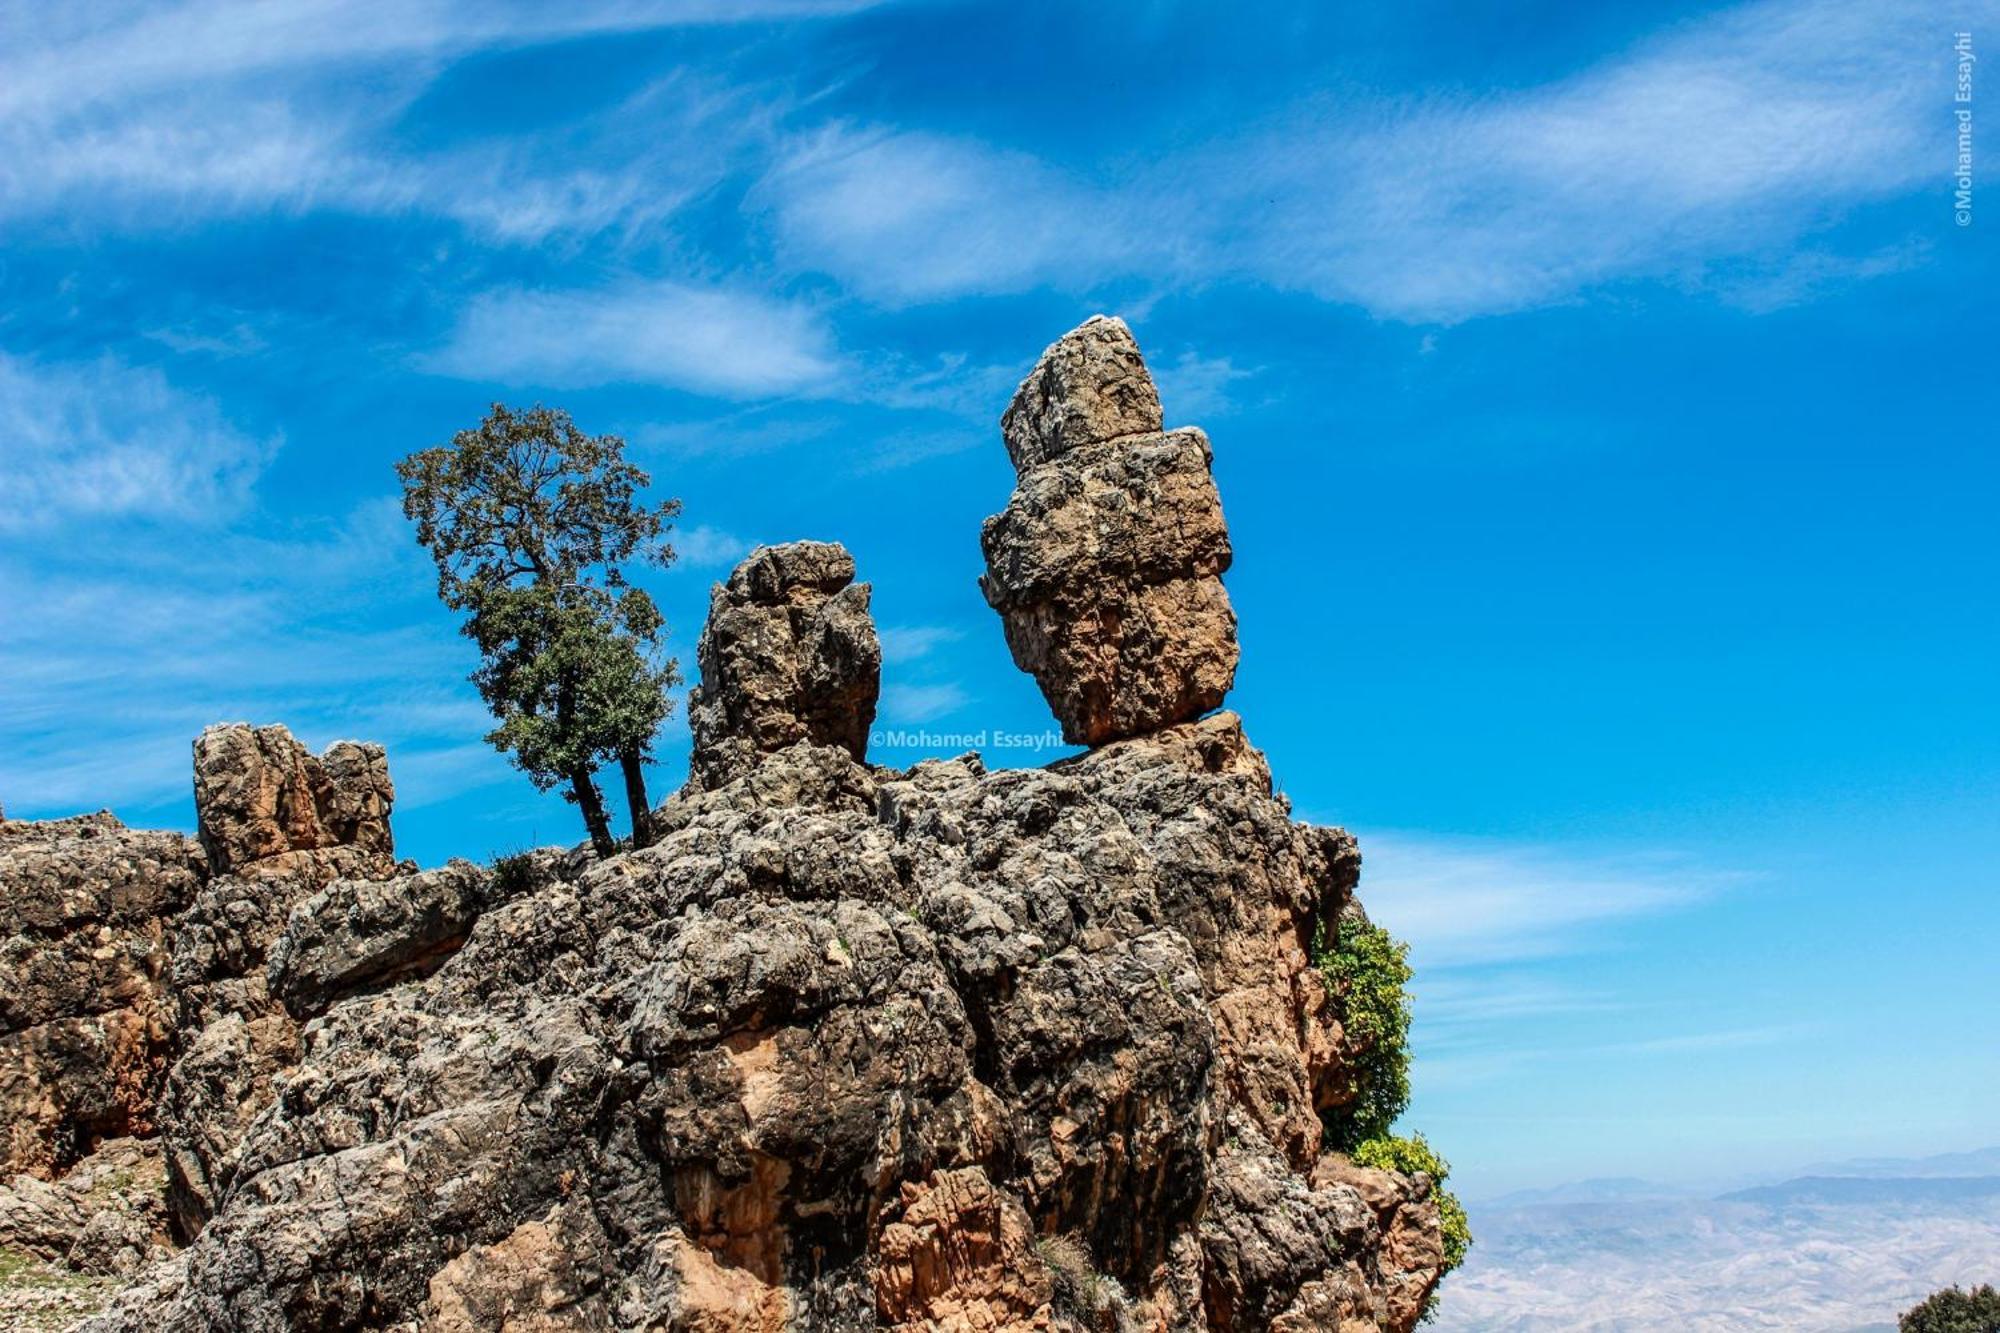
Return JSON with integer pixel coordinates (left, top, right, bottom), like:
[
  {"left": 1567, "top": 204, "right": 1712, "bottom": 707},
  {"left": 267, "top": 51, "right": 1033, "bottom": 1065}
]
[
  {"left": 1902, "top": 1285, "right": 2000, "bottom": 1333},
  {"left": 398, "top": 404, "right": 680, "bottom": 855}
]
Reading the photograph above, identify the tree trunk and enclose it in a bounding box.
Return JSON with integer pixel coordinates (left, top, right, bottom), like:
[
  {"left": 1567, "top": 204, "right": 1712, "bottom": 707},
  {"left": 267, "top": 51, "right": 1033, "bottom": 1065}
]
[
  {"left": 618, "top": 749, "right": 654, "bottom": 849},
  {"left": 569, "top": 768, "right": 616, "bottom": 857}
]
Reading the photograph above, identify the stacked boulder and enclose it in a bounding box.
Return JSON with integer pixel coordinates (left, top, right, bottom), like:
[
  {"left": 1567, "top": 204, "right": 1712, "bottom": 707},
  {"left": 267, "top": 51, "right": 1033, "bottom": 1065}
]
[{"left": 981, "top": 315, "right": 1239, "bottom": 745}]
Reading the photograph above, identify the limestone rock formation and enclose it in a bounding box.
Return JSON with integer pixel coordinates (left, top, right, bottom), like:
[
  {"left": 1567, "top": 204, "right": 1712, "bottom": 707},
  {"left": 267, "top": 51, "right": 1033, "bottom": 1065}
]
[
  {"left": 0, "top": 723, "right": 409, "bottom": 1248},
  {"left": 192, "top": 723, "right": 396, "bottom": 881},
  {"left": 6, "top": 322, "right": 1446, "bottom": 1332},
  {"left": 0, "top": 1137, "right": 172, "bottom": 1277},
  {"left": 0, "top": 813, "right": 204, "bottom": 1178},
  {"left": 686, "top": 540, "right": 882, "bottom": 789},
  {"left": 982, "top": 316, "right": 1240, "bottom": 745},
  {"left": 161, "top": 724, "right": 406, "bottom": 1239}
]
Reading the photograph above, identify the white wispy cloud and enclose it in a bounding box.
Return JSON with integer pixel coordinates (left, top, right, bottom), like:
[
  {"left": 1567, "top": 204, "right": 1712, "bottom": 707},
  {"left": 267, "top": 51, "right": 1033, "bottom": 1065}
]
[
  {"left": 673, "top": 523, "right": 752, "bottom": 568},
  {"left": 0, "top": 479, "right": 504, "bottom": 818},
  {"left": 879, "top": 681, "right": 969, "bottom": 724},
  {"left": 756, "top": 126, "right": 1148, "bottom": 304},
  {"left": 1154, "top": 351, "right": 1257, "bottom": 420},
  {"left": 0, "top": 1, "right": 866, "bottom": 237},
  {"left": 878, "top": 625, "right": 963, "bottom": 665},
  {"left": 761, "top": 0, "right": 1944, "bottom": 321},
  {"left": 1358, "top": 831, "right": 1740, "bottom": 967},
  {"left": 423, "top": 281, "right": 843, "bottom": 396},
  {"left": 1231, "top": 0, "right": 1938, "bottom": 319},
  {"left": 0, "top": 352, "right": 273, "bottom": 530}
]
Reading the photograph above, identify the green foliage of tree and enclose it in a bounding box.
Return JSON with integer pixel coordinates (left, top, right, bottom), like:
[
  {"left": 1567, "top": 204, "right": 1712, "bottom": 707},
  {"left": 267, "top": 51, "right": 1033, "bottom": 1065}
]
[
  {"left": 1902, "top": 1285, "right": 2000, "bottom": 1333},
  {"left": 398, "top": 404, "right": 681, "bottom": 855},
  {"left": 1316, "top": 914, "right": 1414, "bottom": 1149}
]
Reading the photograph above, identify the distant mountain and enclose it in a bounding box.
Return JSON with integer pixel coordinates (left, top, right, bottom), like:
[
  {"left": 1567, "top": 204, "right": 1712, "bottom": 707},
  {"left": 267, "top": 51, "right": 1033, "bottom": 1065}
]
[
  {"left": 1430, "top": 1155, "right": 2000, "bottom": 1332},
  {"left": 1796, "top": 1146, "right": 2000, "bottom": 1179},
  {"left": 1721, "top": 1175, "right": 2000, "bottom": 1206},
  {"left": 1482, "top": 1176, "right": 1697, "bottom": 1208}
]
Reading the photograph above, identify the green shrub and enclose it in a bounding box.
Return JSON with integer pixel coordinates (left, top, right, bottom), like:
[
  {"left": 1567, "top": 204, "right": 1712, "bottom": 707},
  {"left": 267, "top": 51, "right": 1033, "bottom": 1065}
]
[
  {"left": 1314, "top": 915, "right": 1413, "bottom": 1149},
  {"left": 490, "top": 849, "right": 540, "bottom": 897},
  {"left": 1316, "top": 918, "right": 1470, "bottom": 1322},
  {"left": 1352, "top": 1133, "right": 1473, "bottom": 1276},
  {"left": 1901, "top": 1284, "right": 2000, "bottom": 1333}
]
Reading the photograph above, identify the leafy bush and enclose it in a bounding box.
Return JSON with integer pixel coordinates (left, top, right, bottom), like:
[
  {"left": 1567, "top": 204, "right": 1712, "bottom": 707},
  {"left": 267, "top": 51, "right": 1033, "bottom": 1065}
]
[
  {"left": 1316, "top": 917, "right": 1470, "bottom": 1321},
  {"left": 1352, "top": 1133, "right": 1473, "bottom": 1275},
  {"left": 491, "top": 849, "right": 541, "bottom": 898},
  {"left": 1901, "top": 1284, "right": 2000, "bottom": 1333},
  {"left": 1315, "top": 915, "right": 1413, "bottom": 1149}
]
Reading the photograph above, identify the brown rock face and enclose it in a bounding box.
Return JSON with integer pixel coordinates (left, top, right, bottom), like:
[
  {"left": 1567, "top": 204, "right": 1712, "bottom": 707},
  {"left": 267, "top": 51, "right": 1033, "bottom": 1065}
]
[
  {"left": 161, "top": 722, "right": 406, "bottom": 1238},
  {"left": 686, "top": 541, "right": 882, "bottom": 789},
  {"left": 873, "top": 1167, "right": 1054, "bottom": 1331},
  {"left": 191, "top": 723, "right": 395, "bottom": 879},
  {"left": 982, "top": 316, "right": 1240, "bottom": 746},
  {"left": 0, "top": 814, "right": 204, "bottom": 1177}
]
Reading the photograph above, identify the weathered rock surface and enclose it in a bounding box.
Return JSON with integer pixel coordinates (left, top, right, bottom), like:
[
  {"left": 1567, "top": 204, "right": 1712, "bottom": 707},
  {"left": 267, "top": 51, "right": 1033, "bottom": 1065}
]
[
  {"left": 267, "top": 860, "right": 499, "bottom": 1017},
  {"left": 80, "top": 705, "right": 1429, "bottom": 1329},
  {"left": 0, "top": 814, "right": 204, "bottom": 1177},
  {"left": 982, "top": 317, "right": 1240, "bottom": 745},
  {"left": 0, "top": 1137, "right": 172, "bottom": 1277},
  {"left": 13, "top": 323, "right": 1443, "bottom": 1332},
  {"left": 192, "top": 723, "right": 396, "bottom": 880},
  {"left": 1000, "top": 312, "right": 1163, "bottom": 471},
  {"left": 155, "top": 725, "right": 408, "bottom": 1240},
  {"left": 0, "top": 724, "right": 411, "bottom": 1251},
  {"left": 686, "top": 540, "right": 882, "bottom": 789}
]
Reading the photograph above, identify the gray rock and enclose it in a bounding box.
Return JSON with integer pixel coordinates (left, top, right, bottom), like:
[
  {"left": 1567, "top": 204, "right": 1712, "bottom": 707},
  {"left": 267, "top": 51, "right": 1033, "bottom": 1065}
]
[
  {"left": 0, "top": 1137, "right": 171, "bottom": 1274},
  {"left": 80, "top": 697, "right": 1434, "bottom": 1331},
  {"left": 267, "top": 860, "right": 497, "bottom": 1017},
  {"left": 1001, "top": 314, "right": 1163, "bottom": 470}
]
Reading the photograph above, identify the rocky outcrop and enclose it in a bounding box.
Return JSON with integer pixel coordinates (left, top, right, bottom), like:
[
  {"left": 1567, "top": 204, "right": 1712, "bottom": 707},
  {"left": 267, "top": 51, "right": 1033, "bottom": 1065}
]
[
  {"left": 982, "top": 316, "right": 1239, "bottom": 745},
  {"left": 0, "top": 814, "right": 204, "bottom": 1177},
  {"left": 15, "top": 319, "right": 1444, "bottom": 1333},
  {"left": 267, "top": 860, "right": 499, "bottom": 1017},
  {"left": 192, "top": 723, "right": 396, "bottom": 882},
  {"left": 0, "top": 723, "right": 409, "bottom": 1250},
  {"left": 686, "top": 540, "right": 882, "bottom": 789},
  {"left": 159, "top": 724, "right": 406, "bottom": 1239}
]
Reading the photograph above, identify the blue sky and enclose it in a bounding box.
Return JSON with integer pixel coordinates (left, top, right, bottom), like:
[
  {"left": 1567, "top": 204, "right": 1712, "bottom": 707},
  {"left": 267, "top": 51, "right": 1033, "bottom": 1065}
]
[{"left": 1, "top": 0, "right": 1994, "bottom": 1197}]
